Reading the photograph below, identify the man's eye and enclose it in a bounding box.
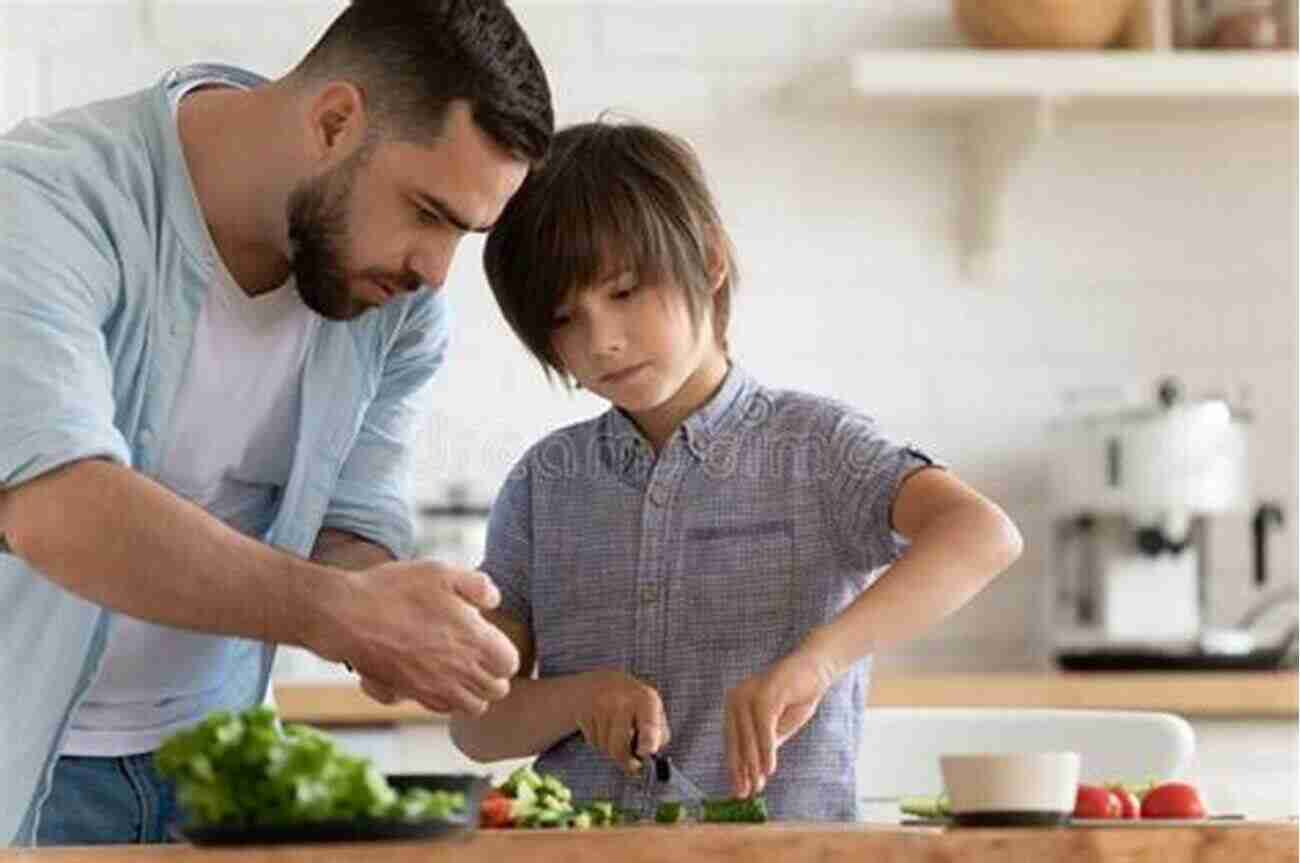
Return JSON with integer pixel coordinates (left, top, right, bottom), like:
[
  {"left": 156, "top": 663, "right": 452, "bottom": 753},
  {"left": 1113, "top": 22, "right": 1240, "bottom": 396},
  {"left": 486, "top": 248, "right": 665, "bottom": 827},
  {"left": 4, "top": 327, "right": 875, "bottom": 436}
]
[
  {"left": 551, "top": 313, "right": 571, "bottom": 328},
  {"left": 416, "top": 207, "right": 441, "bottom": 226}
]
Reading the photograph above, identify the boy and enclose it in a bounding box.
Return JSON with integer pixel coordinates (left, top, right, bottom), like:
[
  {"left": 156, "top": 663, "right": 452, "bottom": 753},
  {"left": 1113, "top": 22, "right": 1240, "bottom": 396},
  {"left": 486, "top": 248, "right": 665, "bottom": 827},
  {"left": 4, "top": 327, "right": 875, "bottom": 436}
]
[{"left": 450, "top": 119, "right": 1023, "bottom": 820}]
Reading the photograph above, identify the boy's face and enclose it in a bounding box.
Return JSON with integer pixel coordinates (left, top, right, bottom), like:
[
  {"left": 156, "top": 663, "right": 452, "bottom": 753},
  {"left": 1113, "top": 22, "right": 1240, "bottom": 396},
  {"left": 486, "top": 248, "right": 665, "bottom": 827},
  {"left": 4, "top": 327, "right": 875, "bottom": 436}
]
[
  {"left": 550, "top": 267, "right": 728, "bottom": 441},
  {"left": 288, "top": 101, "right": 528, "bottom": 320}
]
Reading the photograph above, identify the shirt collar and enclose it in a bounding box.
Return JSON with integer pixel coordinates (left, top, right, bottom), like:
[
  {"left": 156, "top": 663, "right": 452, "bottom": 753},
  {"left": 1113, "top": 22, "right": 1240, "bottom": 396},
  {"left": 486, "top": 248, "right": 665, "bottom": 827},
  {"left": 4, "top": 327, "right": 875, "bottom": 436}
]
[
  {"left": 596, "top": 364, "right": 761, "bottom": 469},
  {"left": 681, "top": 363, "right": 756, "bottom": 452}
]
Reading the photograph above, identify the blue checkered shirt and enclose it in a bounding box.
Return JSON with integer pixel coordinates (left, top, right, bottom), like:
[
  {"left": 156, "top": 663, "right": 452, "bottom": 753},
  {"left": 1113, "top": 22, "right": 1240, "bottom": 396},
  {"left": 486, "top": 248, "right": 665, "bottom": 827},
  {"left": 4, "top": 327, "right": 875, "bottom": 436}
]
[{"left": 480, "top": 366, "right": 937, "bottom": 820}]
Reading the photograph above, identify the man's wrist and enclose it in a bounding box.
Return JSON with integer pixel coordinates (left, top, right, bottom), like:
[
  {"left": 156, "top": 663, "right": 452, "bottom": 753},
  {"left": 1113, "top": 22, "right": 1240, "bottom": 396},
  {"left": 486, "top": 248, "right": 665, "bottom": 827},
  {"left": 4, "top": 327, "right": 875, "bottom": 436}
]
[{"left": 283, "top": 557, "right": 355, "bottom": 659}]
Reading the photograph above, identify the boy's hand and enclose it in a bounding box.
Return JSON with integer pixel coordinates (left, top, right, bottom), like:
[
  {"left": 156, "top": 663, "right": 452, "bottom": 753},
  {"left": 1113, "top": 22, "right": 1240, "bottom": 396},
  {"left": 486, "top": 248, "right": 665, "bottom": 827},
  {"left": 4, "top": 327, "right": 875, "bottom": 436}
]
[
  {"left": 724, "top": 648, "right": 837, "bottom": 798},
  {"left": 575, "top": 670, "right": 670, "bottom": 774}
]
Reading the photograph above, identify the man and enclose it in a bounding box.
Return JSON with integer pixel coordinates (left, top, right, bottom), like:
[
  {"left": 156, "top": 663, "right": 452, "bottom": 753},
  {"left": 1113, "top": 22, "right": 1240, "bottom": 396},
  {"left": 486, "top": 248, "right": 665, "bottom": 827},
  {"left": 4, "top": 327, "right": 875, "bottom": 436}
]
[{"left": 0, "top": 0, "right": 552, "bottom": 846}]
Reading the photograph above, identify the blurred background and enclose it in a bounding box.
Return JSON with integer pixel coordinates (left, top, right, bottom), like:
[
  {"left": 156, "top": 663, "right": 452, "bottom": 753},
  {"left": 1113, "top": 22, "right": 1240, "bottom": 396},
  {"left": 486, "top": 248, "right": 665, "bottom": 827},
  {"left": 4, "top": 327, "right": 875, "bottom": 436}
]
[{"left": 2, "top": 0, "right": 1295, "bottom": 816}]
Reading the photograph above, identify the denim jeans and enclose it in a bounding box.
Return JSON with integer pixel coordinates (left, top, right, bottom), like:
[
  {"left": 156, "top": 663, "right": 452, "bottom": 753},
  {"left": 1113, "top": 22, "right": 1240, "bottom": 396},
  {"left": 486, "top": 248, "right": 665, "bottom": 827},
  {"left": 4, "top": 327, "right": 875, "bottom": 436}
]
[{"left": 36, "top": 753, "right": 180, "bottom": 845}]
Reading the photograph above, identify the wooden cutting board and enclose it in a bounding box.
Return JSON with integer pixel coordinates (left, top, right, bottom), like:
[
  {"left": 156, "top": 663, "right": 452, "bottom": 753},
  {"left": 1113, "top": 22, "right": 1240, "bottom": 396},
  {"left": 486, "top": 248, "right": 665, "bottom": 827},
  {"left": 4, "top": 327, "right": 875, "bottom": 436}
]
[{"left": 2, "top": 821, "right": 1296, "bottom": 863}]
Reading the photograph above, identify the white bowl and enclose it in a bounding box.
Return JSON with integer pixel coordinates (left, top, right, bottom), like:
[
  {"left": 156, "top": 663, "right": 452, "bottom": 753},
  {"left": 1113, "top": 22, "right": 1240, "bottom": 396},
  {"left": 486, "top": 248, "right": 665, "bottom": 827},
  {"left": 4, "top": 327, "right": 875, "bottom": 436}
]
[{"left": 940, "top": 752, "right": 1080, "bottom": 827}]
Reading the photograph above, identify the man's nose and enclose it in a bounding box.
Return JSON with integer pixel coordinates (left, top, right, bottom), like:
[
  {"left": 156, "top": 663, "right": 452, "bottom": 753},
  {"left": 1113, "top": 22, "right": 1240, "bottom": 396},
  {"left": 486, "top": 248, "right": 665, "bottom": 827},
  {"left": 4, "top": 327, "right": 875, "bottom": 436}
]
[{"left": 407, "top": 239, "right": 457, "bottom": 292}]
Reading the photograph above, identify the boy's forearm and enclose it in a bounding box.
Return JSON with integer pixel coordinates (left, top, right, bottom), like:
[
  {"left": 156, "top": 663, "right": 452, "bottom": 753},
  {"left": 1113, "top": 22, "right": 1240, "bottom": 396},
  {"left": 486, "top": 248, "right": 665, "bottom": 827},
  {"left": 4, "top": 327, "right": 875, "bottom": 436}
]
[
  {"left": 804, "top": 501, "right": 1023, "bottom": 678},
  {"left": 0, "top": 458, "right": 346, "bottom": 653},
  {"left": 450, "top": 673, "right": 591, "bottom": 761}
]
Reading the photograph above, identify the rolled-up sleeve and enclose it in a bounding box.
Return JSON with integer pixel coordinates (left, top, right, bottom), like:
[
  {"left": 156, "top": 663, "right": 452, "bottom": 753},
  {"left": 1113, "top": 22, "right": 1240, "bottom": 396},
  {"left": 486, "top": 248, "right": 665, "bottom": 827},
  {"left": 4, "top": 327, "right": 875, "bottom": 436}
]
[
  {"left": 477, "top": 455, "right": 533, "bottom": 627},
  {"left": 817, "top": 407, "right": 943, "bottom": 573},
  {"left": 320, "top": 291, "right": 449, "bottom": 559},
  {"left": 0, "top": 176, "right": 128, "bottom": 489}
]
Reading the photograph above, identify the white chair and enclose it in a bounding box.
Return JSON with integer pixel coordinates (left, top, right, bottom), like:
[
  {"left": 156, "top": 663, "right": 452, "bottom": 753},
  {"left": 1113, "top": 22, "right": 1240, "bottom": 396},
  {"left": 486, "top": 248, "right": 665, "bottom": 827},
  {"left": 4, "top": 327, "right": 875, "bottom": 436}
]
[{"left": 857, "top": 708, "right": 1196, "bottom": 803}]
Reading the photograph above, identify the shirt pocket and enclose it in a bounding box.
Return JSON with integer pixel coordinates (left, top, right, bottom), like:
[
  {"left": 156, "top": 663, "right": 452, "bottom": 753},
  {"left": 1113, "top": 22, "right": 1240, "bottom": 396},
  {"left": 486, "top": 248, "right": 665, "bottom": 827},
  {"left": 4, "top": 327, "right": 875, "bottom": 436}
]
[{"left": 677, "top": 519, "right": 796, "bottom": 655}]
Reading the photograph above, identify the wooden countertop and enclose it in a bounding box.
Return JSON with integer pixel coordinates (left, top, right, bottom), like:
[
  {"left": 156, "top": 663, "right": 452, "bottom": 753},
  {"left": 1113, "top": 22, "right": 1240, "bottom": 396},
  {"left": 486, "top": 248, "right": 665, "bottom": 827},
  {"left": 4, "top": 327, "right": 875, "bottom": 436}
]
[
  {"left": 273, "top": 671, "right": 1300, "bottom": 725},
  {"left": 4, "top": 822, "right": 1297, "bottom": 862}
]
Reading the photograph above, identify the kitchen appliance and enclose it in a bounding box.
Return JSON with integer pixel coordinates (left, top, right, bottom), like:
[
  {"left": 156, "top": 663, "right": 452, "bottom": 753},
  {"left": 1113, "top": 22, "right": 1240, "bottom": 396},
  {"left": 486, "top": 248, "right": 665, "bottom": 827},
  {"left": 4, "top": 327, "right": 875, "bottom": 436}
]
[
  {"left": 415, "top": 483, "right": 490, "bottom": 567},
  {"left": 1047, "top": 378, "right": 1294, "bottom": 671}
]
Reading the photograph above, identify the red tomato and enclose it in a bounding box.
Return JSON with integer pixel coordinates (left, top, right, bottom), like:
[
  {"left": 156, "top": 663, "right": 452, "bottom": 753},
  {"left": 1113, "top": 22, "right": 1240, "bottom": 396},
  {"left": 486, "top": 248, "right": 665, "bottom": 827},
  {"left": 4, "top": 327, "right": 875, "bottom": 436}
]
[
  {"left": 1073, "top": 784, "right": 1121, "bottom": 819},
  {"left": 480, "top": 789, "right": 514, "bottom": 829},
  {"left": 1109, "top": 788, "right": 1140, "bottom": 819},
  {"left": 1140, "top": 782, "right": 1207, "bottom": 819}
]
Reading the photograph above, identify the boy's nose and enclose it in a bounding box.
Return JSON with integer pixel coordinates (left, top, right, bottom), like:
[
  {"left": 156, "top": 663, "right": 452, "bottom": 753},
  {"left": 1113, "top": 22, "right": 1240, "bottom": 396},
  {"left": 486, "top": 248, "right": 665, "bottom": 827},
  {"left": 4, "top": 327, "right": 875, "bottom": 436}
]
[{"left": 587, "top": 316, "right": 627, "bottom": 357}]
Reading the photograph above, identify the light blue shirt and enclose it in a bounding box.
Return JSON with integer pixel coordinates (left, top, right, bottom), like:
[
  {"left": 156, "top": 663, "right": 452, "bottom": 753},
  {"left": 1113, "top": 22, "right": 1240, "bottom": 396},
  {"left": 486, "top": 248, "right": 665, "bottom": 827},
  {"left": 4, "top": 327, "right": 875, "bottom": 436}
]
[
  {"left": 481, "top": 366, "right": 938, "bottom": 821},
  {"left": 0, "top": 64, "right": 449, "bottom": 845}
]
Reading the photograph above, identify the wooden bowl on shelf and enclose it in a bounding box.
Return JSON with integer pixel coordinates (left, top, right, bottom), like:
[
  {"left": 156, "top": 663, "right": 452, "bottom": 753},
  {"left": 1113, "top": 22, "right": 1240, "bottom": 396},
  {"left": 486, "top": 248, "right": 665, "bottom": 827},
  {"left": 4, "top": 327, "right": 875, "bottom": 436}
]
[{"left": 953, "top": 0, "right": 1136, "bottom": 49}]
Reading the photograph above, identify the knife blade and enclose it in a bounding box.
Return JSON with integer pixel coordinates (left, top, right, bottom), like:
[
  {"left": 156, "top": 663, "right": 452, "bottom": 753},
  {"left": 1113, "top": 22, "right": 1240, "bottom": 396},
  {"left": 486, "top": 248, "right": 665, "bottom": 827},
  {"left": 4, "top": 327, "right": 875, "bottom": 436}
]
[
  {"left": 651, "top": 753, "right": 708, "bottom": 805},
  {"left": 630, "top": 727, "right": 706, "bottom": 805}
]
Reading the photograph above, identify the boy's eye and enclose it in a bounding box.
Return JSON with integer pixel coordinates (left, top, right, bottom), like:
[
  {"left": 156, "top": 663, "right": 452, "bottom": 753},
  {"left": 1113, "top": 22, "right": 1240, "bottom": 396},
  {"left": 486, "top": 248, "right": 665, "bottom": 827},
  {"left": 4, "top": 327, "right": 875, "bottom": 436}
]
[
  {"left": 550, "top": 312, "right": 571, "bottom": 329},
  {"left": 416, "top": 207, "right": 442, "bottom": 226},
  {"left": 612, "top": 282, "right": 639, "bottom": 300}
]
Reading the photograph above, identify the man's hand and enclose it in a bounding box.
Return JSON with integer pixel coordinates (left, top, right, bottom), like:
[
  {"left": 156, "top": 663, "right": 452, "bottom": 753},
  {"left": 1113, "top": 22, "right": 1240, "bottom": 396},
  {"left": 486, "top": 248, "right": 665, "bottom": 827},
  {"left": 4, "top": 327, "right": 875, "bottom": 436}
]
[
  {"left": 574, "top": 670, "right": 670, "bottom": 774},
  {"left": 312, "top": 561, "right": 520, "bottom": 716},
  {"left": 724, "top": 647, "right": 836, "bottom": 798}
]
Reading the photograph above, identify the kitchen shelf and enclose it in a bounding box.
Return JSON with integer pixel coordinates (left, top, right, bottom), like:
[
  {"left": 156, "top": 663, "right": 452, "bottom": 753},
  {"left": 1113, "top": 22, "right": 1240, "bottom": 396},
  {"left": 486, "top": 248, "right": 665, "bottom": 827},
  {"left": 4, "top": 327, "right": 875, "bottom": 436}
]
[
  {"left": 274, "top": 671, "right": 1299, "bottom": 725},
  {"left": 785, "top": 50, "right": 1299, "bottom": 278}
]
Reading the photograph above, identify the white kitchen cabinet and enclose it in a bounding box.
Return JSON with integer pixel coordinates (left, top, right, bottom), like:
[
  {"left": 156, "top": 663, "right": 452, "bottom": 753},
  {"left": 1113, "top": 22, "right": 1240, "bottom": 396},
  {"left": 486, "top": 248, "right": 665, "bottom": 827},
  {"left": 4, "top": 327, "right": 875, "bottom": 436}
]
[
  {"left": 322, "top": 721, "right": 533, "bottom": 783},
  {"left": 1187, "top": 719, "right": 1299, "bottom": 818},
  {"left": 318, "top": 715, "right": 1298, "bottom": 821}
]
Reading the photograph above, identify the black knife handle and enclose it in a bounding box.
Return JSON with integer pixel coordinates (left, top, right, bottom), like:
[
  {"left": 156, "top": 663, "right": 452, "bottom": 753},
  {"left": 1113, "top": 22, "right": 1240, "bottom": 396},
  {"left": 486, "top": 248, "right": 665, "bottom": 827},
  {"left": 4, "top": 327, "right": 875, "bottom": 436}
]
[{"left": 629, "top": 726, "right": 671, "bottom": 781}]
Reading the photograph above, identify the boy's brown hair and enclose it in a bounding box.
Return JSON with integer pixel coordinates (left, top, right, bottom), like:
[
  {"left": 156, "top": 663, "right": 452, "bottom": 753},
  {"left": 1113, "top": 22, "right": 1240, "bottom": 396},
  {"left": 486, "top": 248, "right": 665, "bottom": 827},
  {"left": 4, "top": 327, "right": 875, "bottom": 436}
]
[{"left": 482, "top": 117, "right": 738, "bottom": 382}]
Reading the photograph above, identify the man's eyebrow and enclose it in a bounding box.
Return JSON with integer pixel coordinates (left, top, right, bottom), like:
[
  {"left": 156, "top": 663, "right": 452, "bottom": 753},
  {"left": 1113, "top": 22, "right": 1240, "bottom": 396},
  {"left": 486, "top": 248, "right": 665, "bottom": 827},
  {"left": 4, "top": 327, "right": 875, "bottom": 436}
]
[{"left": 413, "top": 192, "right": 493, "bottom": 234}]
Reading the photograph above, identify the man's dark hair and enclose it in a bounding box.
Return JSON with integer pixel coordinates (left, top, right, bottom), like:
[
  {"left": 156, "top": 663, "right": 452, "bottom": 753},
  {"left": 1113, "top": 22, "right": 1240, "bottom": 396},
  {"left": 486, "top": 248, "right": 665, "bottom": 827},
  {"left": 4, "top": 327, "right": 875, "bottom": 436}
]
[
  {"left": 292, "top": 0, "right": 552, "bottom": 164},
  {"left": 483, "top": 118, "right": 738, "bottom": 382}
]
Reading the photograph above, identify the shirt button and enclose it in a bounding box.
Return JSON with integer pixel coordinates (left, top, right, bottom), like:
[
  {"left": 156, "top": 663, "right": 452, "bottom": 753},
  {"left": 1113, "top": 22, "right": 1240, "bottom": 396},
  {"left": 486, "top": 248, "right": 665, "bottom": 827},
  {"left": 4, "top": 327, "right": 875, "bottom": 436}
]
[
  {"left": 649, "top": 486, "right": 668, "bottom": 507},
  {"left": 639, "top": 585, "right": 658, "bottom": 606}
]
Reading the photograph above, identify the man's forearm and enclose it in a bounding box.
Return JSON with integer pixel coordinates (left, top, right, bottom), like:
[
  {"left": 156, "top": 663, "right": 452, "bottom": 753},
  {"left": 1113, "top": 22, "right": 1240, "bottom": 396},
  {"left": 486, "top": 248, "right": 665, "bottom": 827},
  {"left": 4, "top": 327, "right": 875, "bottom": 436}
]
[
  {"left": 451, "top": 674, "right": 589, "bottom": 761},
  {"left": 312, "top": 528, "right": 396, "bottom": 571},
  {"left": 0, "top": 459, "right": 346, "bottom": 651}
]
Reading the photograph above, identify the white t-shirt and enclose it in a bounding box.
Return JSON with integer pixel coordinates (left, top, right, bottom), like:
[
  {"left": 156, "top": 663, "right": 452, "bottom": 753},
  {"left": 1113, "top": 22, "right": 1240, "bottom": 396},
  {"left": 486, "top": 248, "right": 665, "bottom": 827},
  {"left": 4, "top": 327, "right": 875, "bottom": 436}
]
[{"left": 62, "top": 73, "right": 319, "bottom": 756}]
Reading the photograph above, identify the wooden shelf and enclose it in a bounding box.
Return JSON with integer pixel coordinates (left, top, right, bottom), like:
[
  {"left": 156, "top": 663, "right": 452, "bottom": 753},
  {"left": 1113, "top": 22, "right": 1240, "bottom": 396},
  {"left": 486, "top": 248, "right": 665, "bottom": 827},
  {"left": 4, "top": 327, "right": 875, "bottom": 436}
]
[
  {"left": 798, "top": 50, "right": 1298, "bottom": 111},
  {"left": 274, "top": 671, "right": 1299, "bottom": 726},
  {"left": 784, "top": 50, "right": 1299, "bottom": 278}
]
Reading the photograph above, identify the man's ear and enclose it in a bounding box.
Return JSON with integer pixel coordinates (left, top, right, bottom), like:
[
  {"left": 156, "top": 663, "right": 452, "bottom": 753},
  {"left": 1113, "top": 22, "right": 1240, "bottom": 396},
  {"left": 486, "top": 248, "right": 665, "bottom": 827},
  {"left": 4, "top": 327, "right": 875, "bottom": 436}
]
[{"left": 305, "top": 81, "right": 368, "bottom": 163}]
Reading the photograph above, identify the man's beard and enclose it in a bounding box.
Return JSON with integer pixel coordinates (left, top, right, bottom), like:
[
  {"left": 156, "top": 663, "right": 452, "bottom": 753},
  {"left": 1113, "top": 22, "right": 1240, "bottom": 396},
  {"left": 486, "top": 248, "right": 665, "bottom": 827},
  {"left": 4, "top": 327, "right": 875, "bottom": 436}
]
[{"left": 287, "top": 153, "right": 365, "bottom": 321}]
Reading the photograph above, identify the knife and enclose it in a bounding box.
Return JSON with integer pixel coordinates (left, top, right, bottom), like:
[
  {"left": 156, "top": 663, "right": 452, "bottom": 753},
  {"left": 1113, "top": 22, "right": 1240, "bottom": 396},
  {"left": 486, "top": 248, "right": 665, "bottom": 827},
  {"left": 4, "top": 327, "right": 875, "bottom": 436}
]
[{"left": 630, "top": 727, "right": 707, "bottom": 805}]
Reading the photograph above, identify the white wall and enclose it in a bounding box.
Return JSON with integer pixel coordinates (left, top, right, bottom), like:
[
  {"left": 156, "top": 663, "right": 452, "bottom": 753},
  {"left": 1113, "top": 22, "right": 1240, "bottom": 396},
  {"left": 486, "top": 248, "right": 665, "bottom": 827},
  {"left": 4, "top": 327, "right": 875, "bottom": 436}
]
[{"left": 3, "top": 0, "right": 1295, "bottom": 672}]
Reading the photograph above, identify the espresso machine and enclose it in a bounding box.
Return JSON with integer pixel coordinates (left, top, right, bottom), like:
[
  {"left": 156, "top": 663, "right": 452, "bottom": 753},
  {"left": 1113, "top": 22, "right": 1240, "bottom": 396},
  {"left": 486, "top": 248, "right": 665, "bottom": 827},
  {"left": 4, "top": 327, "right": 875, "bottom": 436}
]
[{"left": 1048, "top": 378, "right": 1295, "bottom": 670}]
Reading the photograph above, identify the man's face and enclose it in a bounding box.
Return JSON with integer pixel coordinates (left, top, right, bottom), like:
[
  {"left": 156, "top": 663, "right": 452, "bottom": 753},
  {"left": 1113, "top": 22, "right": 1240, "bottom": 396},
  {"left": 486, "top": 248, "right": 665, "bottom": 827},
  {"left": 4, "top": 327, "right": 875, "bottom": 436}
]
[{"left": 288, "top": 101, "right": 529, "bottom": 321}]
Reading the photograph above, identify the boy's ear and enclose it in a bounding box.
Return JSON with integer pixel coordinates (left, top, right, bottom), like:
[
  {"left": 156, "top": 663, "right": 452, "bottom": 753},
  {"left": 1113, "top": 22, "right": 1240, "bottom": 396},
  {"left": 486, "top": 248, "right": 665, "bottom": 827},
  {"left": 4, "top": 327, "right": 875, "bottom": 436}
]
[{"left": 705, "top": 229, "right": 728, "bottom": 296}]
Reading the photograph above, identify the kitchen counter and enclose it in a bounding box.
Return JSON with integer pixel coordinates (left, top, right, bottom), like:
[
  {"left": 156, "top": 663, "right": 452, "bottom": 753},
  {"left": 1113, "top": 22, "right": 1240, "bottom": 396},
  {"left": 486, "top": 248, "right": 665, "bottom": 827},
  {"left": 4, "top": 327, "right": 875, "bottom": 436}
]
[
  {"left": 273, "top": 671, "right": 1300, "bottom": 725},
  {"left": 3, "top": 822, "right": 1297, "bottom": 862}
]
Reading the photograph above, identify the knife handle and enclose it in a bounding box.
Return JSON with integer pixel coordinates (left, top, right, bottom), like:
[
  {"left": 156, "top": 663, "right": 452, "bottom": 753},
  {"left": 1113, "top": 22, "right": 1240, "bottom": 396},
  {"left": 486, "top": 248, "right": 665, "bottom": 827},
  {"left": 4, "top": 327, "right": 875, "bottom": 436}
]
[{"left": 629, "top": 727, "right": 671, "bottom": 782}]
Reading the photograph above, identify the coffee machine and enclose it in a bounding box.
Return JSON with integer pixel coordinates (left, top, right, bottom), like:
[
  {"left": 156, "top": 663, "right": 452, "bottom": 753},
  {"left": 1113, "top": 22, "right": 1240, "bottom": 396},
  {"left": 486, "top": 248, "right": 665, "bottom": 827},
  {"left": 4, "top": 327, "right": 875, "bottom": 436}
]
[{"left": 1047, "top": 378, "right": 1292, "bottom": 670}]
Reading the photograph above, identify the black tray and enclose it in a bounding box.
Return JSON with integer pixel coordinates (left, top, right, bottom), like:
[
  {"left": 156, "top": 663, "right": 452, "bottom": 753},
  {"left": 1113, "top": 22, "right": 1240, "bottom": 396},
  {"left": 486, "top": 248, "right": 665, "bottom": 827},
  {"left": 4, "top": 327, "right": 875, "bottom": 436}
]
[
  {"left": 1056, "top": 648, "right": 1290, "bottom": 672},
  {"left": 177, "top": 773, "right": 490, "bottom": 846}
]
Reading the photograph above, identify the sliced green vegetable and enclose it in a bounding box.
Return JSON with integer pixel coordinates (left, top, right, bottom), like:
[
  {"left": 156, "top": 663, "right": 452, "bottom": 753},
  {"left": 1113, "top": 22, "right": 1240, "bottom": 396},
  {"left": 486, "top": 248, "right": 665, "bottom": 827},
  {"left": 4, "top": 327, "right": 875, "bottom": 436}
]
[
  {"left": 700, "top": 797, "right": 768, "bottom": 823},
  {"left": 497, "top": 766, "right": 618, "bottom": 829},
  {"left": 655, "top": 802, "right": 689, "bottom": 824},
  {"left": 899, "top": 793, "right": 951, "bottom": 819},
  {"left": 581, "top": 801, "right": 619, "bottom": 826}
]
